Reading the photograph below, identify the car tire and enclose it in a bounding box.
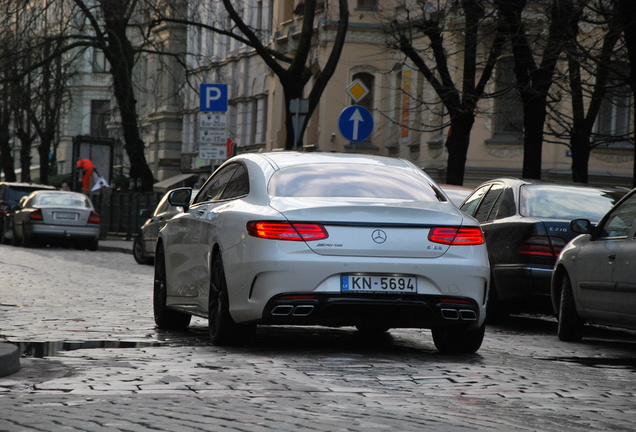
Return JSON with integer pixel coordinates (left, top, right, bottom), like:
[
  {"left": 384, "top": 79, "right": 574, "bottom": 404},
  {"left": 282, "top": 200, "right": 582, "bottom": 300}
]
[
  {"left": 208, "top": 253, "right": 255, "bottom": 346},
  {"left": 557, "top": 273, "right": 584, "bottom": 342},
  {"left": 11, "top": 226, "right": 19, "bottom": 246},
  {"left": 432, "top": 323, "right": 485, "bottom": 354},
  {"left": 88, "top": 239, "right": 99, "bottom": 251},
  {"left": 485, "top": 275, "right": 509, "bottom": 324},
  {"left": 153, "top": 245, "right": 191, "bottom": 330},
  {"left": 21, "top": 232, "right": 34, "bottom": 248},
  {"left": 133, "top": 234, "right": 151, "bottom": 264}
]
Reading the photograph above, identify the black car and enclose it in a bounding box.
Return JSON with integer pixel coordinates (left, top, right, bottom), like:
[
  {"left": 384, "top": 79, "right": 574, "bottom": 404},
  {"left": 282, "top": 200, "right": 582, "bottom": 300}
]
[
  {"left": 459, "top": 178, "right": 628, "bottom": 320},
  {"left": 0, "top": 182, "right": 56, "bottom": 244}
]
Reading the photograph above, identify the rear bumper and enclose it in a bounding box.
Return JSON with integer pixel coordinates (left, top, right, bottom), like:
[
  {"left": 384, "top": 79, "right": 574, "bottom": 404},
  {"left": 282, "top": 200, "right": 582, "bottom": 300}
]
[
  {"left": 28, "top": 223, "right": 100, "bottom": 240},
  {"left": 492, "top": 264, "right": 553, "bottom": 301},
  {"left": 261, "top": 293, "right": 482, "bottom": 330}
]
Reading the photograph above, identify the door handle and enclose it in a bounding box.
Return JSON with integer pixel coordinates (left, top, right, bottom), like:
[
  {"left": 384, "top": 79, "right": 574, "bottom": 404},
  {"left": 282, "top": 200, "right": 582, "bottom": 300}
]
[{"left": 607, "top": 252, "right": 616, "bottom": 263}]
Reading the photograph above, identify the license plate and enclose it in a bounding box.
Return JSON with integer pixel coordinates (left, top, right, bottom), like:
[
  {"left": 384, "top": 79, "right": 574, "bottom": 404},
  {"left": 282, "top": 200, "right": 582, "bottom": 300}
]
[
  {"left": 54, "top": 212, "right": 77, "bottom": 220},
  {"left": 341, "top": 275, "right": 417, "bottom": 293}
]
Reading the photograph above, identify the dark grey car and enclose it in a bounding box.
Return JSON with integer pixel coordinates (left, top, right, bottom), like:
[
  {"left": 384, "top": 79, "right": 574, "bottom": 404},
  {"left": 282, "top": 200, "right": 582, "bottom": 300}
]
[
  {"left": 133, "top": 191, "right": 185, "bottom": 264},
  {"left": 0, "top": 182, "right": 56, "bottom": 244}
]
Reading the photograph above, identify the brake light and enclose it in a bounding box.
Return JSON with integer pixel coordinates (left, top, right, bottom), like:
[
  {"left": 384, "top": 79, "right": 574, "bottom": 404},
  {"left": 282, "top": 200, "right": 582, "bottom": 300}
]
[
  {"left": 519, "top": 236, "right": 566, "bottom": 257},
  {"left": 428, "top": 227, "right": 484, "bottom": 245},
  {"left": 88, "top": 211, "right": 100, "bottom": 225},
  {"left": 30, "top": 209, "right": 43, "bottom": 221},
  {"left": 246, "top": 221, "right": 328, "bottom": 241}
]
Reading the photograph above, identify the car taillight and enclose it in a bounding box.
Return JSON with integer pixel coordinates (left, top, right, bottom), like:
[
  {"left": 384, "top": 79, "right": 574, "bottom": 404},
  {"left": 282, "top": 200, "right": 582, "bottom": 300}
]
[
  {"left": 0, "top": 205, "right": 8, "bottom": 217},
  {"left": 246, "top": 221, "right": 328, "bottom": 241},
  {"left": 519, "top": 236, "right": 566, "bottom": 257},
  {"left": 428, "top": 227, "right": 484, "bottom": 245},
  {"left": 88, "top": 211, "right": 100, "bottom": 225},
  {"left": 30, "top": 209, "right": 43, "bottom": 221}
]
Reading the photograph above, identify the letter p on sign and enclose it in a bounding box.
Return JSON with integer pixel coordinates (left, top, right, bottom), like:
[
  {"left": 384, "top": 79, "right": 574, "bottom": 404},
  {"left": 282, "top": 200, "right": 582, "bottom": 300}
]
[{"left": 200, "top": 83, "right": 228, "bottom": 112}]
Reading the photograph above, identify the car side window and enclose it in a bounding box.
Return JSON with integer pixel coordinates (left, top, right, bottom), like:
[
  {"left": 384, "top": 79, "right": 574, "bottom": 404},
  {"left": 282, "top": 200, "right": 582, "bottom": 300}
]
[
  {"left": 474, "top": 184, "right": 504, "bottom": 222},
  {"left": 460, "top": 185, "right": 490, "bottom": 217},
  {"left": 220, "top": 164, "right": 249, "bottom": 199},
  {"left": 193, "top": 164, "right": 240, "bottom": 204},
  {"left": 598, "top": 194, "right": 636, "bottom": 239}
]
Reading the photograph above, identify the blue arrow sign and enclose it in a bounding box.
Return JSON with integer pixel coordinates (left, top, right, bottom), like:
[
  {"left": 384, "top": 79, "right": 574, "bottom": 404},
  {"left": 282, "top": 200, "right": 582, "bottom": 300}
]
[
  {"left": 338, "top": 105, "right": 374, "bottom": 142},
  {"left": 200, "top": 83, "right": 228, "bottom": 112}
]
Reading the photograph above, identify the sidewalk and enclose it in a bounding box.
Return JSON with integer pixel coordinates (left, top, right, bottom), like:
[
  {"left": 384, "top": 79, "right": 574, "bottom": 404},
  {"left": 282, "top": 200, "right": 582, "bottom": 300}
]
[
  {"left": 0, "top": 236, "right": 134, "bottom": 377},
  {"left": 99, "top": 236, "right": 134, "bottom": 254}
]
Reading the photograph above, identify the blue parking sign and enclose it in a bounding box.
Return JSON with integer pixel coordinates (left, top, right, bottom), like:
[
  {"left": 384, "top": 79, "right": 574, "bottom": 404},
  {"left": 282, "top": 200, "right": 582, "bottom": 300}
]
[
  {"left": 338, "top": 105, "right": 374, "bottom": 142},
  {"left": 200, "top": 83, "right": 228, "bottom": 112}
]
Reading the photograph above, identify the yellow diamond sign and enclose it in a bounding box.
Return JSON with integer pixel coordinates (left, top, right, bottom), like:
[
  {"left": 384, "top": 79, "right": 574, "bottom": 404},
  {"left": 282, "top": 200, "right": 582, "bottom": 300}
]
[{"left": 347, "top": 79, "right": 369, "bottom": 103}]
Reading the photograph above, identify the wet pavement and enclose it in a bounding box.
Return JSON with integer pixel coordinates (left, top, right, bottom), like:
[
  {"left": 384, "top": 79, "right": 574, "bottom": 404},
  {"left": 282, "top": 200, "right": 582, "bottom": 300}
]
[{"left": 1, "top": 242, "right": 636, "bottom": 431}]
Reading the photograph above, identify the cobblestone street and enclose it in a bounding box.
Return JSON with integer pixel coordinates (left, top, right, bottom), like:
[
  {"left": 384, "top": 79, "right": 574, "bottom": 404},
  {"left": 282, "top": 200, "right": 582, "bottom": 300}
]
[{"left": 1, "top": 244, "right": 635, "bottom": 431}]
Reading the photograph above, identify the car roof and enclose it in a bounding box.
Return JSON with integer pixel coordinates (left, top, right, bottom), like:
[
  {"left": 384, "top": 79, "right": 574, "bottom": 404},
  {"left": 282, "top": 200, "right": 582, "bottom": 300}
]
[
  {"left": 0, "top": 182, "right": 55, "bottom": 189},
  {"left": 477, "top": 177, "right": 629, "bottom": 191},
  {"left": 246, "top": 151, "right": 416, "bottom": 171}
]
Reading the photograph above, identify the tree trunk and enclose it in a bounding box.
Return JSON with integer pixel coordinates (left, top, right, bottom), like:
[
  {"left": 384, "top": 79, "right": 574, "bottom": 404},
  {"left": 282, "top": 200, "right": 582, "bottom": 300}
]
[
  {"left": 522, "top": 98, "right": 545, "bottom": 179},
  {"left": 102, "top": 7, "right": 154, "bottom": 191},
  {"left": 570, "top": 132, "right": 590, "bottom": 183},
  {"left": 445, "top": 113, "right": 475, "bottom": 185}
]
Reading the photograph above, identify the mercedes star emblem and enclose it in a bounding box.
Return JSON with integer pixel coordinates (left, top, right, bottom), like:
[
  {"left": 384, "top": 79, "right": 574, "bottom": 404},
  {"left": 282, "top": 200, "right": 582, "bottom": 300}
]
[{"left": 372, "top": 229, "right": 387, "bottom": 244}]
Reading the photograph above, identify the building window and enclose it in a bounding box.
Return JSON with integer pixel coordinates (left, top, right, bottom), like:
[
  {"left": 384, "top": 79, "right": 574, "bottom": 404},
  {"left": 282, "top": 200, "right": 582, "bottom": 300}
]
[
  {"left": 357, "top": 0, "right": 378, "bottom": 10},
  {"left": 594, "top": 77, "right": 632, "bottom": 147},
  {"left": 493, "top": 56, "right": 523, "bottom": 137},
  {"left": 90, "top": 100, "right": 109, "bottom": 137},
  {"left": 92, "top": 48, "right": 107, "bottom": 73}
]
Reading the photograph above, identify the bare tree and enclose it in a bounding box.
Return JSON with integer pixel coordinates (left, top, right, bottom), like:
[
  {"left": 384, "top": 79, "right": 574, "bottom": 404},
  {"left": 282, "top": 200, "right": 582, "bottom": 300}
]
[
  {"left": 387, "top": 0, "right": 506, "bottom": 185},
  {"left": 544, "top": 1, "right": 625, "bottom": 183},
  {"left": 72, "top": 0, "right": 156, "bottom": 191},
  {"left": 617, "top": 0, "right": 636, "bottom": 187},
  {"left": 153, "top": 0, "right": 349, "bottom": 150},
  {"left": 495, "top": 0, "right": 576, "bottom": 180}
]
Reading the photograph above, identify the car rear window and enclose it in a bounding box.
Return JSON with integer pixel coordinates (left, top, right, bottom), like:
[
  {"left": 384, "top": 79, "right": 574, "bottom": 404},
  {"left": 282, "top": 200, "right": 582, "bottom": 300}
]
[
  {"left": 35, "top": 194, "right": 90, "bottom": 208},
  {"left": 6, "top": 187, "right": 43, "bottom": 204},
  {"left": 520, "top": 185, "right": 625, "bottom": 221},
  {"left": 268, "top": 163, "right": 439, "bottom": 201}
]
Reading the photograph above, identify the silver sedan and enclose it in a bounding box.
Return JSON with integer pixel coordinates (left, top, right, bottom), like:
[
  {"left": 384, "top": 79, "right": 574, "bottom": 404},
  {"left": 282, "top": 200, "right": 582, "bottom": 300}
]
[
  {"left": 154, "top": 152, "right": 490, "bottom": 354},
  {"left": 12, "top": 190, "right": 100, "bottom": 250}
]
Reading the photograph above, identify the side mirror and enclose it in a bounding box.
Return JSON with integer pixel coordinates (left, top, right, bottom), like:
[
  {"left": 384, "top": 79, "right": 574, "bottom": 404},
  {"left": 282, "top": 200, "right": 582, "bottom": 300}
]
[
  {"left": 168, "top": 187, "right": 192, "bottom": 211},
  {"left": 571, "top": 218, "right": 593, "bottom": 235},
  {"left": 139, "top": 209, "right": 151, "bottom": 219}
]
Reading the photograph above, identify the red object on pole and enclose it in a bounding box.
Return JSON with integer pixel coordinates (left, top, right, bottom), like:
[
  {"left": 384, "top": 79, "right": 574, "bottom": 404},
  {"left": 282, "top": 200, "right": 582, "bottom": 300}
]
[
  {"left": 226, "top": 138, "right": 235, "bottom": 158},
  {"left": 76, "top": 159, "right": 94, "bottom": 195}
]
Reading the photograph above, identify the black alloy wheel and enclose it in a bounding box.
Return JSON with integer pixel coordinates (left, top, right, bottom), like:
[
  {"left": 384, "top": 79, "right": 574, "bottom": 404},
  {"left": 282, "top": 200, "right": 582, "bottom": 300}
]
[
  {"left": 133, "top": 234, "right": 151, "bottom": 264},
  {"left": 208, "top": 253, "right": 255, "bottom": 346},
  {"left": 153, "top": 245, "right": 191, "bottom": 330}
]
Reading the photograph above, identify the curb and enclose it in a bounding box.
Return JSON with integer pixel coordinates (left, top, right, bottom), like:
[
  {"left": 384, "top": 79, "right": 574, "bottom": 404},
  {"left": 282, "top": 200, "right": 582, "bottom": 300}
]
[{"left": 0, "top": 343, "right": 20, "bottom": 377}]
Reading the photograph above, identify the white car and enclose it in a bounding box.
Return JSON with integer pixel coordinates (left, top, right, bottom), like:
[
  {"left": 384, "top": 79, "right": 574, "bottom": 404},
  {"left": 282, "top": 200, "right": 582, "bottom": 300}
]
[
  {"left": 552, "top": 188, "right": 636, "bottom": 341},
  {"left": 154, "top": 152, "right": 490, "bottom": 354}
]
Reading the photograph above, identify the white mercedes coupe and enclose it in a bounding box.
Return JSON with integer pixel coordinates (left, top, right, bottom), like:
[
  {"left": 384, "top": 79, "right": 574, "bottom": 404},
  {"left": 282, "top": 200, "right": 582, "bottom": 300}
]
[{"left": 154, "top": 152, "right": 490, "bottom": 353}]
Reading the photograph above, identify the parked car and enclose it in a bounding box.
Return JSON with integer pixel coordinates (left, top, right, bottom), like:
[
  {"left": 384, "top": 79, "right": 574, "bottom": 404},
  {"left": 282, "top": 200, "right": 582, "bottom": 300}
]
[
  {"left": 459, "top": 178, "right": 628, "bottom": 320},
  {"left": 439, "top": 184, "right": 474, "bottom": 207},
  {"left": 12, "top": 190, "right": 101, "bottom": 250},
  {"left": 133, "top": 189, "right": 199, "bottom": 265},
  {"left": 0, "top": 182, "right": 56, "bottom": 244},
  {"left": 552, "top": 188, "right": 636, "bottom": 341},
  {"left": 154, "top": 152, "right": 490, "bottom": 354}
]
